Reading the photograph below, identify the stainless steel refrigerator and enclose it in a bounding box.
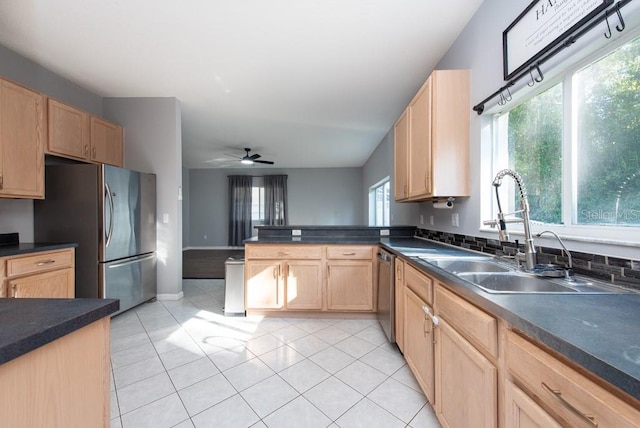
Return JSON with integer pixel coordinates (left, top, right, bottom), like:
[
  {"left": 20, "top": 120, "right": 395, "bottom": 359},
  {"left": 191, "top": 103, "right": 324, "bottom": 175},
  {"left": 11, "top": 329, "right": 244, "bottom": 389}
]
[{"left": 34, "top": 164, "right": 157, "bottom": 315}]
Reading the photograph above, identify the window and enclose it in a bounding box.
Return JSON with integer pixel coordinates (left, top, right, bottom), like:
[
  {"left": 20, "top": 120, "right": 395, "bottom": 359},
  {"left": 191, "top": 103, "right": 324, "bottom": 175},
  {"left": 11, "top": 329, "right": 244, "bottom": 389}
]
[
  {"left": 490, "top": 33, "right": 640, "bottom": 242},
  {"left": 370, "top": 178, "right": 390, "bottom": 226},
  {"left": 251, "top": 177, "right": 265, "bottom": 235}
]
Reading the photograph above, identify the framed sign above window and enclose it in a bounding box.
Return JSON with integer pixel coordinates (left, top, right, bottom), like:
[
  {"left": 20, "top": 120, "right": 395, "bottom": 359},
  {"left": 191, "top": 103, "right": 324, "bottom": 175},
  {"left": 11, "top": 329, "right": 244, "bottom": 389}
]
[{"left": 503, "top": 0, "right": 613, "bottom": 80}]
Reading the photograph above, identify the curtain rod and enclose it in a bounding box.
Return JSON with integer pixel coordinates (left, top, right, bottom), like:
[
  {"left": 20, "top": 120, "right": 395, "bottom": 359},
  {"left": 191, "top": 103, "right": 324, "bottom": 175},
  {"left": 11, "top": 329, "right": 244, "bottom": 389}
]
[{"left": 473, "top": 0, "right": 632, "bottom": 115}]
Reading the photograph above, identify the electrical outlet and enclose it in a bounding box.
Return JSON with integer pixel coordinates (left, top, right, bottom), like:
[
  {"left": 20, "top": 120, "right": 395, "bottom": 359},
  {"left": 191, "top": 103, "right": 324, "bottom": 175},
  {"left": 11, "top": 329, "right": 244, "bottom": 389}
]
[
  {"left": 420, "top": 215, "right": 424, "bottom": 225},
  {"left": 451, "top": 213, "right": 459, "bottom": 227},
  {"left": 204, "top": 234, "right": 207, "bottom": 240},
  {"left": 380, "top": 229, "right": 389, "bottom": 236},
  {"left": 292, "top": 229, "right": 301, "bottom": 236},
  {"left": 430, "top": 215, "right": 434, "bottom": 226}
]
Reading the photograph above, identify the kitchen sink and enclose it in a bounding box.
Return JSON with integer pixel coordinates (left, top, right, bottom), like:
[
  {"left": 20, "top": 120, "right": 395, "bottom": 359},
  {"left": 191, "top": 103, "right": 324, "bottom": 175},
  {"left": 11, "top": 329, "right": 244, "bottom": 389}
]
[
  {"left": 456, "top": 272, "right": 633, "bottom": 294},
  {"left": 418, "top": 257, "right": 512, "bottom": 274}
]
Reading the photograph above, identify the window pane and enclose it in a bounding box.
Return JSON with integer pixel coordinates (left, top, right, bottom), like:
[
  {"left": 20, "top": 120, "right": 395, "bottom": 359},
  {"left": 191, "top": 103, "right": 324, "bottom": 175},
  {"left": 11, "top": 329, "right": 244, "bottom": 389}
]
[
  {"left": 499, "top": 84, "right": 563, "bottom": 224},
  {"left": 574, "top": 36, "right": 640, "bottom": 226}
]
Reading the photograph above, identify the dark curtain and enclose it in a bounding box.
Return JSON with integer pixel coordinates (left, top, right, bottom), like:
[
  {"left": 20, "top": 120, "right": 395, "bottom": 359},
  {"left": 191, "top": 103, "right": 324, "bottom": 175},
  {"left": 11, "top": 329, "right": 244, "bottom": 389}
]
[
  {"left": 228, "top": 175, "right": 253, "bottom": 246},
  {"left": 264, "top": 175, "right": 288, "bottom": 226}
]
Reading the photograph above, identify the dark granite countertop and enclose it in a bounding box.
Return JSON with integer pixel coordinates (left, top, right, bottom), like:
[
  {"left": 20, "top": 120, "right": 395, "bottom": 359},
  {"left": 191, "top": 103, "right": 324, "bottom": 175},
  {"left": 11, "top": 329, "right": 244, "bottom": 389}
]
[
  {"left": 0, "top": 298, "right": 119, "bottom": 365},
  {"left": 381, "top": 237, "right": 640, "bottom": 402},
  {"left": 0, "top": 242, "right": 78, "bottom": 258}
]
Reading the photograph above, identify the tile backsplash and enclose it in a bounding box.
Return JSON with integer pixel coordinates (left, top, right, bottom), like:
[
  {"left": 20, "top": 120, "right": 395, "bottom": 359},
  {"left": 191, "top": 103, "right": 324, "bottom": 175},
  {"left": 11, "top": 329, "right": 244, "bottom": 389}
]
[{"left": 416, "top": 228, "right": 640, "bottom": 291}]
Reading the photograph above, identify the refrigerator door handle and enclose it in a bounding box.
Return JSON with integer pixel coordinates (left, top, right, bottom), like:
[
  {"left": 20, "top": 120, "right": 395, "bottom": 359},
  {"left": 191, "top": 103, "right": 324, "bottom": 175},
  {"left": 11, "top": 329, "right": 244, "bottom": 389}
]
[
  {"left": 108, "top": 253, "right": 155, "bottom": 269},
  {"left": 105, "top": 182, "right": 115, "bottom": 248}
]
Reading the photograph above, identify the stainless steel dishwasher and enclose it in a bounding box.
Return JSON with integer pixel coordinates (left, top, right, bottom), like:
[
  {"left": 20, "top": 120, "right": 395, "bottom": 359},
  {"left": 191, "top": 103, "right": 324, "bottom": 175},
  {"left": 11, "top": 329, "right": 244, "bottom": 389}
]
[{"left": 377, "top": 248, "right": 396, "bottom": 342}]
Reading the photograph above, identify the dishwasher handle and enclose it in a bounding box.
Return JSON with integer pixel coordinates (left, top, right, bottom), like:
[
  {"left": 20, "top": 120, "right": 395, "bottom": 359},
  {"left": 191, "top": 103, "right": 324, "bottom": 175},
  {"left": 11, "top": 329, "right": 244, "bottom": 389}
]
[{"left": 377, "top": 251, "right": 394, "bottom": 263}]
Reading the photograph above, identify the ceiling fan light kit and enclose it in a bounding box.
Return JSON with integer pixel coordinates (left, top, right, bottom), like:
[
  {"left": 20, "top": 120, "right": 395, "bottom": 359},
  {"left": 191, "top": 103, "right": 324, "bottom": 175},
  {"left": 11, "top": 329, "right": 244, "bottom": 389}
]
[{"left": 239, "top": 148, "right": 275, "bottom": 165}]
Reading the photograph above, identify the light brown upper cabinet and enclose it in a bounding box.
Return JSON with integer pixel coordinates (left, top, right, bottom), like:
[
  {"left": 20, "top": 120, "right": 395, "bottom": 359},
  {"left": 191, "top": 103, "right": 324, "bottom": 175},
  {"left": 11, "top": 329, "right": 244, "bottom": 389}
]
[
  {"left": 0, "top": 78, "right": 45, "bottom": 199},
  {"left": 394, "top": 69, "right": 470, "bottom": 202},
  {"left": 48, "top": 98, "right": 124, "bottom": 167}
]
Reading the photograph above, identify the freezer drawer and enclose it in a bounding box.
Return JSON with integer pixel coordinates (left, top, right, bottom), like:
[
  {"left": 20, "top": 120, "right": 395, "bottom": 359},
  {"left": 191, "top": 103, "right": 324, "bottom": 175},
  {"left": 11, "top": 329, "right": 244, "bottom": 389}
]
[{"left": 102, "top": 253, "right": 156, "bottom": 315}]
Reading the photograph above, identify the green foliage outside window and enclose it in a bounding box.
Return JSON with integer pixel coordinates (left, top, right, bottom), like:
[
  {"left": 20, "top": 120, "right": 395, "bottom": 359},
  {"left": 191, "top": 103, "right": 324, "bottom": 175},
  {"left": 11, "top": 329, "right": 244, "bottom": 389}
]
[{"left": 575, "top": 36, "right": 640, "bottom": 225}]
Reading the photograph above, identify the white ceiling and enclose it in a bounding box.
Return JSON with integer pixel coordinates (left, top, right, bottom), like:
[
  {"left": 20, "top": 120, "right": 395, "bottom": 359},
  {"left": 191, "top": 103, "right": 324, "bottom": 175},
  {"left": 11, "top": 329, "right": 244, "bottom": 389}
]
[{"left": 0, "top": 0, "right": 483, "bottom": 169}]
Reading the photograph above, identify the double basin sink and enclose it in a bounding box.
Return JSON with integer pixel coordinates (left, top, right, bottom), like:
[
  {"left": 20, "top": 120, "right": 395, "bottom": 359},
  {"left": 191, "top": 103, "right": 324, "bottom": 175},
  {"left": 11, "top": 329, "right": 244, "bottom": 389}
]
[{"left": 414, "top": 256, "right": 633, "bottom": 294}]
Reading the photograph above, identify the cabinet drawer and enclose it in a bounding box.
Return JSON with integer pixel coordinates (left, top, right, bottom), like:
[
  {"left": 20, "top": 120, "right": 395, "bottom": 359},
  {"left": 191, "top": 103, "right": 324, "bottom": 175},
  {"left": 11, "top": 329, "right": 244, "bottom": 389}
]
[
  {"left": 245, "top": 245, "right": 322, "bottom": 260},
  {"left": 6, "top": 249, "right": 74, "bottom": 277},
  {"left": 506, "top": 330, "right": 640, "bottom": 428},
  {"left": 404, "top": 264, "right": 432, "bottom": 305},
  {"left": 326, "top": 245, "right": 373, "bottom": 260},
  {"left": 435, "top": 285, "right": 497, "bottom": 359}
]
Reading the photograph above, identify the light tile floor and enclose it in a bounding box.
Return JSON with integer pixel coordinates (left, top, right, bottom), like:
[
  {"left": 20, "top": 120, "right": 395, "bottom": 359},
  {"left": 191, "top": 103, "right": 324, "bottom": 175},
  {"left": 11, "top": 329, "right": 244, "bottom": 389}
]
[{"left": 110, "top": 279, "right": 441, "bottom": 428}]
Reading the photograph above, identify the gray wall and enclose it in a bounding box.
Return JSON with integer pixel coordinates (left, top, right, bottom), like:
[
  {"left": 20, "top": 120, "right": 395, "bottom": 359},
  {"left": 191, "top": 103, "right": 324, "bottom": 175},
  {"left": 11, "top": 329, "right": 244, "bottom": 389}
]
[
  {"left": 188, "top": 167, "right": 363, "bottom": 247},
  {"left": 103, "top": 98, "right": 184, "bottom": 298},
  {"left": 0, "top": 44, "right": 104, "bottom": 242},
  {"left": 182, "top": 167, "right": 190, "bottom": 248}
]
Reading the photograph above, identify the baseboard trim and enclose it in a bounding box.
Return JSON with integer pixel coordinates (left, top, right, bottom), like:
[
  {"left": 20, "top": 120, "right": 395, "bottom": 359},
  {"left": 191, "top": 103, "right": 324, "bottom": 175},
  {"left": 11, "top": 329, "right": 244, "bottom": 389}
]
[
  {"left": 183, "top": 246, "right": 244, "bottom": 250},
  {"left": 156, "top": 292, "right": 184, "bottom": 301}
]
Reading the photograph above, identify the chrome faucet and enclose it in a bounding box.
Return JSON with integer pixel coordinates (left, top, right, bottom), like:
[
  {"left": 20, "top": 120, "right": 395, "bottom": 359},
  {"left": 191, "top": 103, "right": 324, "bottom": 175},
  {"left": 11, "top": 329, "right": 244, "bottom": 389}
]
[
  {"left": 536, "top": 230, "right": 574, "bottom": 278},
  {"left": 483, "top": 169, "right": 537, "bottom": 271}
]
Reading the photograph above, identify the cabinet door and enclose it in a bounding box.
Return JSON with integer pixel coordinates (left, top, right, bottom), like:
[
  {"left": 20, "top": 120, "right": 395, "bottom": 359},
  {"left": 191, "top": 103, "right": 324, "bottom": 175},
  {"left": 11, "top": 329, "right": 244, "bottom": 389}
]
[
  {"left": 8, "top": 268, "right": 74, "bottom": 298},
  {"left": 394, "top": 259, "right": 405, "bottom": 352},
  {"left": 326, "top": 261, "right": 373, "bottom": 311},
  {"left": 0, "top": 79, "right": 45, "bottom": 198},
  {"left": 285, "top": 260, "right": 322, "bottom": 310},
  {"left": 90, "top": 116, "right": 123, "bottom": 167},
  {"left": 436, "top": 319, "right": 497, "bottom": 428},
  {"left": 245, "top": 261, "right": 283, "bottom": 309},
  {"left": 393, "top": 109, "right": 409, "bottom": 201},
  {"left": 408, "top": 77, "right": 432, "bottom": 199},
  {"left": 504, "top": 380, "right": 561, "bottom": 428},
  {"left": 47, "top": 98, "right": 89, "bottom": 160},
  {"left": 404, "top": 287, "right": 435, "bottom": 404}
]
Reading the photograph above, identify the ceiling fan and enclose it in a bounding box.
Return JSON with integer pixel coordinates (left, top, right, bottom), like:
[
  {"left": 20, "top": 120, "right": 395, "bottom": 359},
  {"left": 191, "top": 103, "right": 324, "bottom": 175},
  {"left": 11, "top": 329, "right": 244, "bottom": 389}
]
[{"left": 230, "top": 148, "right": 275, "bottom": 165}]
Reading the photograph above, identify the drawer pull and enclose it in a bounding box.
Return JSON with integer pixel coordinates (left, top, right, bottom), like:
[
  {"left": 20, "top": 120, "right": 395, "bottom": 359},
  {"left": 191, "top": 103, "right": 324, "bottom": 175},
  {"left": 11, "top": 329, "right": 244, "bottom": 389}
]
[
  {"left": 342, "top": 252, "right": 356, "bottom": 256},
  {"left": 36, "top": 259, "right": 56, "bottom": 266},
  {"left": 541, "top": 382, "right": 598, "bottom": 427},
  {"left": 277, "top": 252, "right": 290, "bottom": 256}
]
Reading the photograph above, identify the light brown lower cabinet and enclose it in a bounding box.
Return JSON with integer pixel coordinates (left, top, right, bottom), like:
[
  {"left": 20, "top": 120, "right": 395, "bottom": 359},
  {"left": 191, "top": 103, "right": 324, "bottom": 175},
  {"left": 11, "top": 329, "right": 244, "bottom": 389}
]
[
  {"left": 244, "top": 244, "right": 374, "bottom": 312},
  {"left": 404, "top": 287, "right": 435, "bottom": 404},
  {"left": 245, "top": 260, "right": 284, "bottom": 309},
  {"left": 1, "top": 248, "right": 75, "bottom": 298},
  {"left": 506, "top": 330, "right": 640, "bottom": 428},
  {"left": 326, "top": 260, "right": 373, "bottom": 311},
  {"left": 394, "top": 258, "right": 405, "bottom": 352},
  {"left": 0, "top": 317, "right": 111, "bottom": 427},
  {"left": 285, "top": 260, "right": 322, "bottom": 310},
  {"left": 504, "top": 380, "right": 561, "bottom": 428},
  {"left": 435, "top": 318, "right": 497, "bottom": 428}
]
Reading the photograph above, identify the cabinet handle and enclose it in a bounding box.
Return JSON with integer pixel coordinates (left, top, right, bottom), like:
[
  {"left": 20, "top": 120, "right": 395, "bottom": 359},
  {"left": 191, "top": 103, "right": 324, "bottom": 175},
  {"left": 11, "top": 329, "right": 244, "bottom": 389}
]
[
  {"left": 92, "top": 147, "right": 97, "bottom": 158},
  {"left": 342, "top": 252, "right": 356, "bottom": 256},
  {"left": 11, "top": 283, "right": 17, "bottom": 298},
  {"left": 541, "top": 382, "right": 598, "bottom": 427},
  {"left": 422, "top": 305, "right": 439, "bottom": 344},
  {"left": 285, "top": 264, "right": 289, "bottom": 278},
  {"left": 84, "top": 145, "right": 89, "bottom": 156},
  {"left": 36, "top": 259, "right": 56, "bottom": 266},
  {"left": 277, "top": 251, "right": 290, "bottom": 256},
  {"left": 327, "top": 265, "right": 330, "bottom": 278}
]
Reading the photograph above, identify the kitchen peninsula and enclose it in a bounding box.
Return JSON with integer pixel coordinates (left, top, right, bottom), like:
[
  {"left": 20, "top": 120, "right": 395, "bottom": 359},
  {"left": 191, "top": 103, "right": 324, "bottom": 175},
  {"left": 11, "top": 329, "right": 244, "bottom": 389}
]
[{"left": 0, "top": 298, "right": 119, "bottom": 427}]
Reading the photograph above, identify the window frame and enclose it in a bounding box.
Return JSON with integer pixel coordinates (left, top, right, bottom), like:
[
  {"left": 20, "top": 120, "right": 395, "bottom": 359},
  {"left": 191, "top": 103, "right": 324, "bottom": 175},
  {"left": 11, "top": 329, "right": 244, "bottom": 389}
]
[
  {"left": 483, "top": 26, "right": 640, "bottom": 246},
  {"left": 369, "top": 177, "right": 391, "bottom": 227}
]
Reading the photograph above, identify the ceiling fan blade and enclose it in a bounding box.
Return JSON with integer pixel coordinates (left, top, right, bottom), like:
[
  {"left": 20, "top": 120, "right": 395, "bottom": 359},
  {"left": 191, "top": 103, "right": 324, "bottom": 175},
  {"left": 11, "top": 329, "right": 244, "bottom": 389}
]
[
  {"left": 254, "top": 160, "right": 274, "bottom": 165},
  {"left": 249, "top": 153, "right": 261, "bottom": 160}
]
